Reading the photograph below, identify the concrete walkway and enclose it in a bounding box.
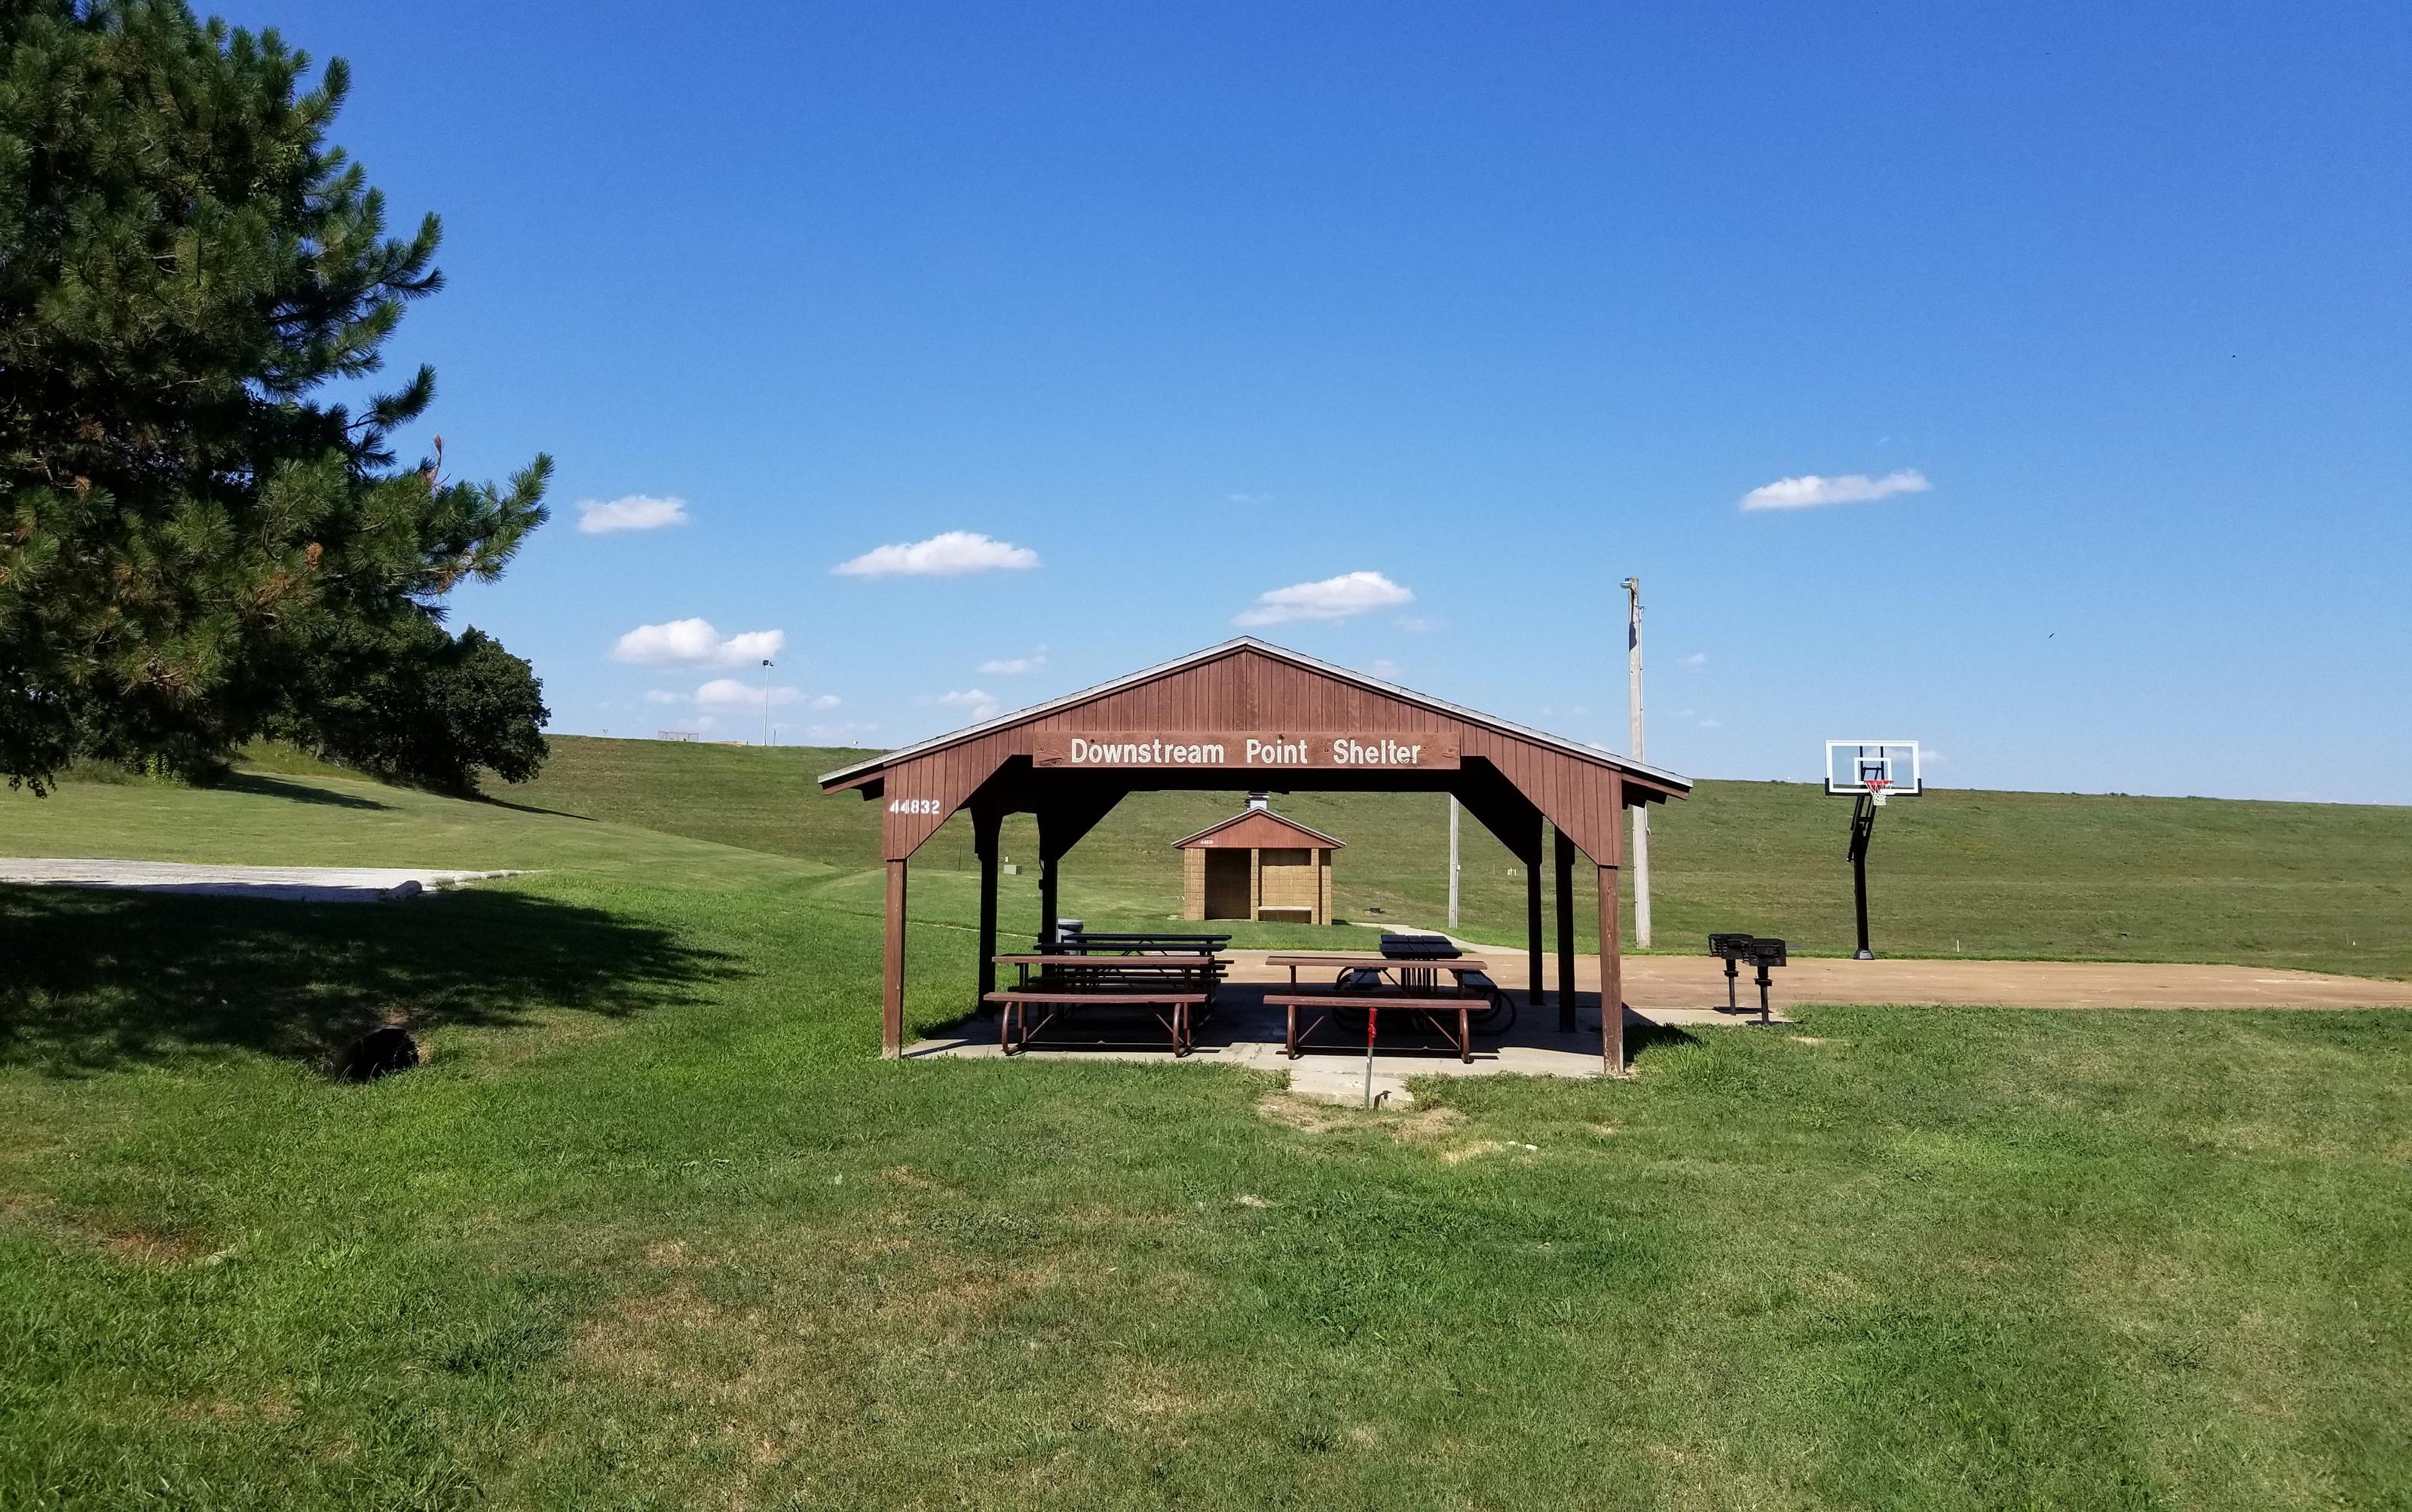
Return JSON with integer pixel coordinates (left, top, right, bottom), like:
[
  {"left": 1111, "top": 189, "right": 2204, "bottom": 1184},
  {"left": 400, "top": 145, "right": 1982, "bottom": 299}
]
[{"left": 0, "top": 858, "right": 524, "bottom": 903}]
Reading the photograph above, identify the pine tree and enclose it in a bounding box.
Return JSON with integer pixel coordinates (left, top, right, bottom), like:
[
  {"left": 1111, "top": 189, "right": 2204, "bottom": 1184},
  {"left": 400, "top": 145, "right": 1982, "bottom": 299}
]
[{"left": 0, "top": 0, "right": 552, "bottom": 792}]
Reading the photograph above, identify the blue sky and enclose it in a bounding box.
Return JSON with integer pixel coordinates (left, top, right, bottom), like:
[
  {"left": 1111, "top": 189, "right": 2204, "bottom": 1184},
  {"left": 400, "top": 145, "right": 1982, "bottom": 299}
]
[{"left": 259, "top": 2, "right": 2408, "bottom": 803}]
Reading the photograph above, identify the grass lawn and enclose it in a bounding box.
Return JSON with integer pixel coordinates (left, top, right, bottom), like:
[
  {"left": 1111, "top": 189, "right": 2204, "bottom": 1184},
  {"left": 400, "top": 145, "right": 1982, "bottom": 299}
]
[{"left": 3, "top": 766, "right": 2410, "bottom": 1507}]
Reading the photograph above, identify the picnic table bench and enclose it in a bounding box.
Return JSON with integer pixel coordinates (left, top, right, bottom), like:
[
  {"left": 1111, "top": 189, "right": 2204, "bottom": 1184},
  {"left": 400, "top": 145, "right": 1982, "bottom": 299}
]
[
  {"left": 987, "top": 950, "right": 1226, "bottom": 1056},
  {"left": 1262, "top": 952, "right": 1493, "bottom": 1063}
]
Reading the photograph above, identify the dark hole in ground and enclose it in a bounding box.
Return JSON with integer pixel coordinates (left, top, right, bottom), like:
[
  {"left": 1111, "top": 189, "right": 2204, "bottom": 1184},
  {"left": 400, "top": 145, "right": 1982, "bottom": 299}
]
[{"left": 334, "top": 1023, "right": 421, "bottom": 1082}]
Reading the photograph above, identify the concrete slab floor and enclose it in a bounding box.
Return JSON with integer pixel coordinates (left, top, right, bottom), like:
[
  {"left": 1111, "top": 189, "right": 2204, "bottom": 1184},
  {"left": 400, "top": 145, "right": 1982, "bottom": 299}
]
[{"left": 904, "top": 987, "right": 1778, "bottom": 1106}]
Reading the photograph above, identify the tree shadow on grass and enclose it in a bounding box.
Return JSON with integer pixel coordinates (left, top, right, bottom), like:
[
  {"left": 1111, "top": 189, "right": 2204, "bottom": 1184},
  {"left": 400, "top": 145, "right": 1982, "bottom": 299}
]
[
  {"left": 0, "top": 885, "right": 739, "bottom": 1076},
  {"left": 474, "top": 793, "right": 598, "bottom": 822},
  {"left": 216, "top": 772, "right": 395, "bottom": 810}
]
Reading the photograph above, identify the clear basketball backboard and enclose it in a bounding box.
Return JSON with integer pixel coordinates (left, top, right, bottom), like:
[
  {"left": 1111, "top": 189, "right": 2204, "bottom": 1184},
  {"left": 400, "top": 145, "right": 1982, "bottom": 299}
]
[{"left": 1825, "top": 741, "right": 1921, "bottom": 800}]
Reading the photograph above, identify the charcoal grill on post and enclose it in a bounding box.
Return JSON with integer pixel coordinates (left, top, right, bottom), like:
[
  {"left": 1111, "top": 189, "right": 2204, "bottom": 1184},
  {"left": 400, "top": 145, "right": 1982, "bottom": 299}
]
[{"left": 1708, "top": 933, "right": 1787, "bottom": 1024}]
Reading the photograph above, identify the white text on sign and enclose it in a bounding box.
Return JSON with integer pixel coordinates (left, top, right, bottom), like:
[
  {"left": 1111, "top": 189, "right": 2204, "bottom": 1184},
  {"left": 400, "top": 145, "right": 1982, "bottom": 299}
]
[{"left": 1030, "top": 733, "right": 1459, "bottom": 770}]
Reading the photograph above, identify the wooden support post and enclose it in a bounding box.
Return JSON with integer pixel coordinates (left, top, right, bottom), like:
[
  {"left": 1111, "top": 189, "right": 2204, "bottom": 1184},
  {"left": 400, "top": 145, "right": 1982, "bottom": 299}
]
[
  {"left": 1554, "top": 827, "right": 1577, "bottom": 1032},
  {"left": 974, "top": 809, "right": 1001, "bottom": 1010},
  {"left": 1598, "top": 862, "right": 1624, "bottom": 1073},
  {"left": 1525, "top": 837, "right": 1544, "bottom": 1015},
  {"left": 883, "top": 857, "right": 908, "bottom": 1058}
]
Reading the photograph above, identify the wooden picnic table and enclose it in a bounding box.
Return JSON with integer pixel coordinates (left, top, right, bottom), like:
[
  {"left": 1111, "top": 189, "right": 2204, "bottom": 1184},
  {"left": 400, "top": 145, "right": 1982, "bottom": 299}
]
[
  {"left": 988, "top": 951, "right": 1228, "bottom": 1056},
  {"left": 1261, "top": 953, "right": 1490, "bottom": 1062}
]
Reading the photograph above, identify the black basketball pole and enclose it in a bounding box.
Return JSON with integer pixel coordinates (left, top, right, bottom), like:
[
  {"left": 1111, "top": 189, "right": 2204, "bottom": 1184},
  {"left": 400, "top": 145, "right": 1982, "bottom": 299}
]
[{"left": 1847, "top": 794, "right": 1877, "bottom": 960}]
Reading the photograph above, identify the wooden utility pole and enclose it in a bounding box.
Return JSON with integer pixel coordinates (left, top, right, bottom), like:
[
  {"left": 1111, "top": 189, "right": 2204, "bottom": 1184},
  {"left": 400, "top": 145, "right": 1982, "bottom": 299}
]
[{"left": 1622, "top": 577, "right": 1652, "bottom": 948}]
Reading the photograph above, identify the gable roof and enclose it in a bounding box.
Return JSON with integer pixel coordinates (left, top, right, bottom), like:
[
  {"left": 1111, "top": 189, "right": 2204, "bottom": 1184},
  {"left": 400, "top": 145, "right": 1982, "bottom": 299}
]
[
  {"left": 817, "top": 637, "right": 1690, "bottom": 793},
  {"left": 1173, "top": 808, "right": 1347, "bottom": 850}
]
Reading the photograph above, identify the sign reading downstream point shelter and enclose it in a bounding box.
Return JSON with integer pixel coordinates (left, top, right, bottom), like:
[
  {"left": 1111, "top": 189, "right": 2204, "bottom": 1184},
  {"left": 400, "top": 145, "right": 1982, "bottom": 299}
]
[{"left": 1032, "top": 733, "right": 1459, "bottom": 770}]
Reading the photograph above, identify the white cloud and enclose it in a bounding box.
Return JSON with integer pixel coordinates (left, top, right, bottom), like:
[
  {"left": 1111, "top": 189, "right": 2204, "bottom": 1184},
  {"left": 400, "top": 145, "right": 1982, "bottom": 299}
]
[
  {"left": 1367, "top": 657, "right": 1403, "bottom": 678},
  {"left": 1680, "top": 651, "right": 1708, "bottom": 667},
  {"left": 1226, "top": 492, "right": 1275, "bottom": 505},
  {"left": 1740, "top": 469, "right": 1931, "bottom": 512},
  {"left": 695, "top": 678, "right": 804, "bottom": 709},
  {"left": 809, "top": 693, "right": 841, "bottom": 710},
  {"left": 979, "top": 652, "right": 1047, "bottom": 675},
  {"left": 577, "top": 494, "right": 690, "bottom": 534},
  {"left": 1396, "top": 614, "right": 1440, "bottom": 633},
  {"left": 935, "top": 688, "right": 1002, "bottom": 721},
  {"left": 610, "top": 619, "right": 786, "bottom": 668},
  {"left": 1699, "top": 718, "right": 1722, "bottom": 729},
  {"left": 833, "top": 531, "right": 1040, "bottom": 578},
  {"left": 1235, "top": 571, "right": 1413, "bottom": 627},
  {"left": 644, "top": 689, "right": 685, "bottom": 705}
]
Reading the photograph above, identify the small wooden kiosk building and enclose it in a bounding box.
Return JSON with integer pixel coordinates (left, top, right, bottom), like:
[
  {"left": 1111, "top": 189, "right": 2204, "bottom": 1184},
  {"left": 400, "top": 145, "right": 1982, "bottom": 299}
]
[
  {"left": 1175, "top": 803, "right": 1343, "bottom": 926},
  {"left": 819, "top": 638, "right": 1691, "bottom": 1071}
]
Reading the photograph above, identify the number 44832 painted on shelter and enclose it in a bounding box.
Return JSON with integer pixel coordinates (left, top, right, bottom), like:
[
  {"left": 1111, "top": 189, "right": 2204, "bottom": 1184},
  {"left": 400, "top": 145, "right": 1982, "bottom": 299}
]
[{"left": 888, "top": 798, "right": 941, "bottom": 816}]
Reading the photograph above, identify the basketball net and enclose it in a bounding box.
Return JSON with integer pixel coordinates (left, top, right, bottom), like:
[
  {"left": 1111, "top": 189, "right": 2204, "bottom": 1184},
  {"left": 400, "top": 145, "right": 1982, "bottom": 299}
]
[{"left": 1866, "top": 777, "right": 1892, "bottom": 807}]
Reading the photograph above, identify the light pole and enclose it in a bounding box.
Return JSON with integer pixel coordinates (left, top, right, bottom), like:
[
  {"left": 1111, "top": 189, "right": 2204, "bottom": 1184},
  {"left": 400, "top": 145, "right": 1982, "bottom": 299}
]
[
  {"left": 1621, "top": 577, "right": 1651, "bottom": 948},
  {"left": 760, "top": 658, "right": 774, "bottom": 746}
]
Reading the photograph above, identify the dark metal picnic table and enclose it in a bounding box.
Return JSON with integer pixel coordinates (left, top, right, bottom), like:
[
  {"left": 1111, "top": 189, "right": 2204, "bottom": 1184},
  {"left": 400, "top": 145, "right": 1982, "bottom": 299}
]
[
  {"left": 1058, "top": 930, "right": 1232, "bottom": 956},
  {"left": 1262, "top": 952, "right": 1492, "bottom": 1062}
]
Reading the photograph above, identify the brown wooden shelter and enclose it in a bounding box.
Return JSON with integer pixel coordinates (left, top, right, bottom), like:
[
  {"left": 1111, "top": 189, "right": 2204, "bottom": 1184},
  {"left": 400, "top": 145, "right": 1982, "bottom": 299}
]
[
  {"left": 818, "top": 638, "right": 1691, "bottom": 1070},
  {"left": 1175, "top": 805, "right": 1343, "bottom": 925}
]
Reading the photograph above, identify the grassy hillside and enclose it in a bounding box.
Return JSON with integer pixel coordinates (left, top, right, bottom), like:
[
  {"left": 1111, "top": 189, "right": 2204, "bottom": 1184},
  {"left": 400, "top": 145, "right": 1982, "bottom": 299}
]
[
  {"left": 4, "top": 765, "right": 2410, "bottom": 1509},
  {"left": 491, "top": 736, "right": 2412, "bottom": 979}
]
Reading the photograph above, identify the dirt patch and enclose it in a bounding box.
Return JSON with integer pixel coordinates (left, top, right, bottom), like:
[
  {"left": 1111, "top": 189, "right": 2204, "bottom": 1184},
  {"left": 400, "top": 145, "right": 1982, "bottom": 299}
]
[
  {"left": 1391, "top": 1106, "right": 1468, "bottom": 1143},
  {"left": 7, "top": 1193, "right": 207, "bottom": 1266},
  {"left": 103, "top": 1228, "right": 204, "bottom": 1265},
  {"left": 1256, "top": 1093, "right": 1348, "bottom": 1132},
  {"left": 171, "top": 1391, "right": 298, "bottom": 1425},
  {"left": 1437, "top": 1140, "right": 1508, "bottom": 1166},
  {"left": 1257, "top": 1092, "right": 1467, "bottom": 1142},
  {"left": 645, "top": 1239, "right": 715, "bottom": 1271},
  {"left": 1255, "top": 1094, "right": 1514, "bottom": 1163}
]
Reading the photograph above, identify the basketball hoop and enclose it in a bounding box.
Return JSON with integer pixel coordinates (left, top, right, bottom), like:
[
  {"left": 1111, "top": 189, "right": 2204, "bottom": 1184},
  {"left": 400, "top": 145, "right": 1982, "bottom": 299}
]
[{"left": 1824, "top": 739, "right": 1920, "bottom": 960}]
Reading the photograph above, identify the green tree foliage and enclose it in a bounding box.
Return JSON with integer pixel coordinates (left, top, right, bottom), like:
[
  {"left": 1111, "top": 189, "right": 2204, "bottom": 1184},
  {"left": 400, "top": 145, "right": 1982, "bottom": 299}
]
[
  {"left": 279, "top": 623, "right": 549, "bottom": 793},
  {"left": 0, "top": 1, "right": 551, "bottom": 793}
]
